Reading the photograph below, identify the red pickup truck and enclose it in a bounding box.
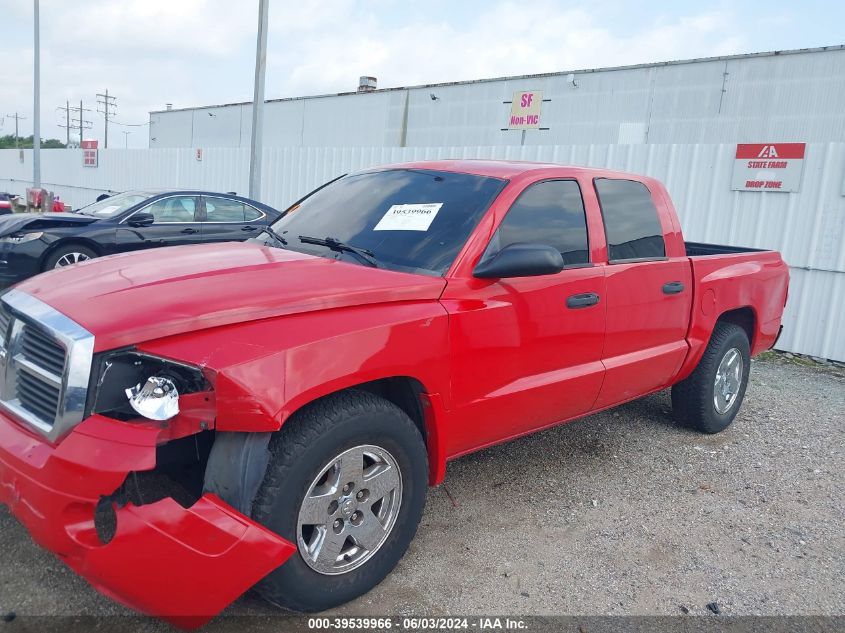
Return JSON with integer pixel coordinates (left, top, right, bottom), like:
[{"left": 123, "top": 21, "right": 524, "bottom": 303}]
[{"left": 0, "top": 161, "right": 788, "bottom": 625}]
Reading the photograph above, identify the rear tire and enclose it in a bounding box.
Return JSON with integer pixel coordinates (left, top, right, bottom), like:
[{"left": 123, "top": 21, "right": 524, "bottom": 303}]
[
  {"left": 672, "top": 322, "right": 751, "bottom": 434},
  {"left": 251, "top": 389, "right": 428, "bottom": 612},
  {"left": 43, "top": 244, "right": 97, "bottom": 271}
]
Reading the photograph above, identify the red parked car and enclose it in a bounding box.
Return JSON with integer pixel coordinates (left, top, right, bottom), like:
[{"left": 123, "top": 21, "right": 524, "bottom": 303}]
[
  {"left": 0, "top": 192, "right": 16, "bottom": 214},
  {"left": 0, "top": 161, "right": 788, "bottom": 625}
]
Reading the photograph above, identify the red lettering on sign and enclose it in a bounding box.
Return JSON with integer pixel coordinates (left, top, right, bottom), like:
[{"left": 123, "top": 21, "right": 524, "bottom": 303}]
[{"left": 521, "top": 93, "right": 534, "bottom": 108}]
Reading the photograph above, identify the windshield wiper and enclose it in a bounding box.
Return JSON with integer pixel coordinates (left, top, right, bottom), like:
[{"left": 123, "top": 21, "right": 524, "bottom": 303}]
[
  {"left": 298, "top": 235, "right": 380, "bottom": 268},
  {"left": 257, "top": 226, "right": 288, "bottom": 246}
]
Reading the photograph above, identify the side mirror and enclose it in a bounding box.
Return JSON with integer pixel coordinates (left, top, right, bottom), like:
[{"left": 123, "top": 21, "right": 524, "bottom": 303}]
[
  {"left": 473, "top": 243, "right": 564, "bottom": 279},
  {"left": 128, "top": 212, "right": 155, "bottom": 227}
]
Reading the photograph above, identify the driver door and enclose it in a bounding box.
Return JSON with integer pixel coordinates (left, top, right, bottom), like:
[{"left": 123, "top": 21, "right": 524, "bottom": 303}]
[
  {"left": 441, "top": 179, "right": 607, "bottom": 456},
  {"left": 116, "top": 195, "right": 203, "bottom": 253}
]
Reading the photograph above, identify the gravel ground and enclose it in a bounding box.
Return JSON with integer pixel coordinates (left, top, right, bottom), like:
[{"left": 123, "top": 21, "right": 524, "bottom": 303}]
[{"left": 1, "top": 354, "right": 843, "bottom": 628}]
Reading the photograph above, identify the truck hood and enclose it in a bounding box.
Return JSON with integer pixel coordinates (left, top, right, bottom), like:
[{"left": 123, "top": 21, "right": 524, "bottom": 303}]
[
  {"left": 0, "top": 212, "right": 97, "bottom": 236},
  {"left": 16, "top": 242, "right": 447, "bottom": 351}
]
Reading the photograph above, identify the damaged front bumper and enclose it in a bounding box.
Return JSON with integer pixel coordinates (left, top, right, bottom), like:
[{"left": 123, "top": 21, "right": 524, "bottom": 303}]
[{"left": 0, "top": 410, "right": 295, "bottom": 628}]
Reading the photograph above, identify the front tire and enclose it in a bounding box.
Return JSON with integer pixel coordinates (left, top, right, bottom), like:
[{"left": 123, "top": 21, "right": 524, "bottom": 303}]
[
  {"left": 43, "top": 244, "right": 97, "bottom": 270},
  {"left": 252, "top": 390, "right": 428, "bottom": 612},
  {"left": 671, "top": 322, "right": 751, "bottom": 434}
]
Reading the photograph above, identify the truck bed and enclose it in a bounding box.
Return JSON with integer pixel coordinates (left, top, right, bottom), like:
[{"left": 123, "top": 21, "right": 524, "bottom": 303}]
[
  {"left": 679, "top": 245, "right": 789, "bottom": 382},
  {"left": 684, "top": 241, "right": 766, "bottom": 257}
]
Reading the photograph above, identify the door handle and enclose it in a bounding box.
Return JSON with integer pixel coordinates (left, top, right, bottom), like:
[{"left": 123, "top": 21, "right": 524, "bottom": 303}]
[
  {"left": 662, "top": 281, "right": 685, "bottom": 295},
  {"left": 566, "top": 292, "right": 600, "bottom": 309},
  {"left": 181, "top": 227, "right": 199, "bottom": 234},
  {"left": 241, "top": 225, "right": 257, "bottom": 231}
]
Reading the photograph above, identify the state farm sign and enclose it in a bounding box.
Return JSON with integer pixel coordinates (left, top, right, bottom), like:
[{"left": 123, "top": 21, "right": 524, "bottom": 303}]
[{"left": 731, "top": 143, "right": 805, "bottom": 192}]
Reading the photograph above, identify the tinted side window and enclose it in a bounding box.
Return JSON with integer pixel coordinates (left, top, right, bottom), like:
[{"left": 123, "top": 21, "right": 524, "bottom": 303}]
[
  {"left": 244, "top": 205, "right": 263, "bottom": 221},
  {"left": 484, "top": 180, "right": 589, "bottom": 266},
  {"left": 594, "top": 179, "right": 665, "bottom": 262},
  {"left": 145, "top": 196, "right": 197, "bottom": 223},
  {"left": 205, "top": 198, "right": 246, "bottom": 222}
]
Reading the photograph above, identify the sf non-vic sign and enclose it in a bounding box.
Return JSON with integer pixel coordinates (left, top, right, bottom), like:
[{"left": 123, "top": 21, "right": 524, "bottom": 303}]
[
  {"left": 507, "top": 91, "right": 543, "bottom": 130},
  {"left": 731, "top": 143, "right": 805, "bottom": 192}
]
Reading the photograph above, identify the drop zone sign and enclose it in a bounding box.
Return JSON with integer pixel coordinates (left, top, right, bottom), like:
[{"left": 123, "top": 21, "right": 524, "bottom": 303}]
[{"left": 731, "top": 143, "right": 805, "bottom": 192}]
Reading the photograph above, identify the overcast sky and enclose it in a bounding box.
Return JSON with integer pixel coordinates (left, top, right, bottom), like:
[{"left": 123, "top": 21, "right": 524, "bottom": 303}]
[{"left": 1, "top": 0, "right": 842, "bottom": 148}]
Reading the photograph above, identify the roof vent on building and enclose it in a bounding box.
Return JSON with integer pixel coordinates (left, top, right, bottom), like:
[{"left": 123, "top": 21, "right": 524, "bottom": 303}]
[
  {"left": 165, "top": 103, "right": 173, "bottom": 110},
  {"left": 357, "top": 76, "right": 377, "bottom": 93}
]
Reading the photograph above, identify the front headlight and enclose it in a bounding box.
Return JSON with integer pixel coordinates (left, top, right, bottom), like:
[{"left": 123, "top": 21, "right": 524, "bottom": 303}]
[
  {"left": 0, "top": 231, "right": 44, "bottom": 243},
  {"left": 89, "top": 351, "right": 210, "bottom": 421},
  {"left": 125, "top": 375, "right": 181, "bottom": 420}
]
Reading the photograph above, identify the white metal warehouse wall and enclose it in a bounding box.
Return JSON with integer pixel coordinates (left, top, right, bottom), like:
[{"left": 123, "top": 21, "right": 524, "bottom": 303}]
[
  {"left": 149, "top": 47, "right": 845, "bottom": 148},
  {"left": 1, "top": 142, "right": 843, "bottom": 361}
]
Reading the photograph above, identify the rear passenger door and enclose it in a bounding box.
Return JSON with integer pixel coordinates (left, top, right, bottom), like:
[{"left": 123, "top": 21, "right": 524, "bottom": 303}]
[
  {"left": 592, "top": 178, "right": 692, "bottom": 409},
  {"left": 200, "top": 196, "right": 267, "bottom": 243}
]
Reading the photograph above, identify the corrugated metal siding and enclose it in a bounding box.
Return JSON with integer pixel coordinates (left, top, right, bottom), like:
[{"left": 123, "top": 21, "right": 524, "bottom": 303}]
[
  {"left": 150, "top": 47, "right": 845, "bottom": 148},
  {"left": 1, "top": 142, "right": 843, "bottom": 360}
]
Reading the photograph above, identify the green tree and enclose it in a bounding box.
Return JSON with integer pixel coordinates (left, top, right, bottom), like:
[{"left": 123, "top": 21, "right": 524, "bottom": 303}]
[{"left": 0, "top": 134, "right": 67, "bottom": 149}]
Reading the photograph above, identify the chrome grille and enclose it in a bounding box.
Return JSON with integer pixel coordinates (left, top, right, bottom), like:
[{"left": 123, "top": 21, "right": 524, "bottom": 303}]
[
  {"left": 21, "top": 327, "right": 66, "bottom": 376},
  {"left": 0, "top": 290, "right": 94, "bottom": 442},
  {"left": 0, "top": 306, "right": 10, "bottom": 340},
  {"left": 17, "top": 366, "right": 61, "bottom": 420}
]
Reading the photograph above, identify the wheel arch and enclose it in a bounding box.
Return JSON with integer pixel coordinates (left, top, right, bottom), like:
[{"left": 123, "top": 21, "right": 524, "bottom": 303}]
[
  {"left": 279, "top": 376, "right": 447, "bottom": 487},
  {"left": 676, "top": 304, "right": 758, "bottom": 384},
  {"left": 39, "top": 237, "right": 104, "bottom": 271},
  {"left": 716, "top": 306, "right": 757, "bottom": 348}
]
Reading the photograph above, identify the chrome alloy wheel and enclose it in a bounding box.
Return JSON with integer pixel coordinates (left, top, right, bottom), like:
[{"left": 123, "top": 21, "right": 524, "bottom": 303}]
[
  {"left": 296, "top": 444, "right": 402, "bottom": 575},
  {"left": 714, "top": 347, "right": 743, "bottom": 414},
  {"left": 54, "top": 252, "right": 92, "bottom": 268}
]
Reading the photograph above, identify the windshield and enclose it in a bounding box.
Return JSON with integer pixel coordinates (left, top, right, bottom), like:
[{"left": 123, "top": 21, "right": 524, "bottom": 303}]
[
  {"left": 77, "top": 192, "right": 152, "bottom": 218},
  {"left": 260, "top": 169, "right": 506, "bottom": 276}
]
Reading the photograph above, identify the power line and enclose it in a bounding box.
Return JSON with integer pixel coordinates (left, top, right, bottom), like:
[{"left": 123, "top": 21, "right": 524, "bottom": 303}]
[
  {"left": 56, "top": 101, "right": 70, "bottom": 145},
  {"left": 109, "top": 119, "right": 150, "bottom": 127},
  {"left": 96, "top": 89, "right": 117, "bottom": 148}
]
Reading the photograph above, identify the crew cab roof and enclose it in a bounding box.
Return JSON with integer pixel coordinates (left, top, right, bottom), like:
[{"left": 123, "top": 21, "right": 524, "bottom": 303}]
[{"left": 366, "top": 159, "right": 649, "bottom": 181}]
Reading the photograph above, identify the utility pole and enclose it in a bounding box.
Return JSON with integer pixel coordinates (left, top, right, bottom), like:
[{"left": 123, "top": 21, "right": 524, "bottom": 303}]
[
  {"left": 4, "top": 113, "right": 26, "bottom": 148},
  {"left": 33, "top": 0, "right": 41, "bottom": 187},
  {"left": 96, "top": 89, "right": 117, "bottom": 148},
  {"left": 56, "top": 101, "right": 71, "bottom": 145},
  {"left": 248, "top": 0, "right": 269, "bottom": 199},
  {"left": 122, "top": 130, "right": 131, "bottom": 148},
  {"left": 62, "top": 101, "right": 92, "bottom": 146}
]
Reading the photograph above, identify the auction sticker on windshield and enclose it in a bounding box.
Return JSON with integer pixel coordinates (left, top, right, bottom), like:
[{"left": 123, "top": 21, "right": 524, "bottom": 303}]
[{"left": 373, "top": 203, "right": 443, "bottom": 231}]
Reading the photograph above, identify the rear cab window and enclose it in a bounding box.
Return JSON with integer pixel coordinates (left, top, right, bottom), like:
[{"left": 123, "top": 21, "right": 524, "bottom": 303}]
[
  {"left": 594, "top": 178, "right": 666, "bottom": 262},
  {"left": 482, "top": 179, "right": 590, "bottom": 267}
]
